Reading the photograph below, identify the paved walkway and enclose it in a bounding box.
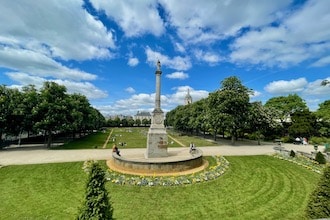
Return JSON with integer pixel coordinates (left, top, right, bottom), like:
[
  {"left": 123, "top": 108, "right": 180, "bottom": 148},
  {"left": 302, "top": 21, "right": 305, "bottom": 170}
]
[{"left": 0, "top": 143, "right": 324, "bottom": 166}]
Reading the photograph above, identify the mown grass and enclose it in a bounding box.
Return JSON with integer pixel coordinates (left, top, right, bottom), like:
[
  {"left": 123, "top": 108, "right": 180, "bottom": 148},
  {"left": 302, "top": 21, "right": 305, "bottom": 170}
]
[
  {"left": 0, "top": 156, "right": 319, "bottom": 219},
  {"left": 56, "top": 129, "right": 110, "bottom": 149},
  {"left": 58, "top": 127, "right": 219, "bottom": 149}
]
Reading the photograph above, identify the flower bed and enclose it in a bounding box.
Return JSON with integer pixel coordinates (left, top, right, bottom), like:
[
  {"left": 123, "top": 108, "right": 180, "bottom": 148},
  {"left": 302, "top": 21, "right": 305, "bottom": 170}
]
[
  {"left": 273, "top": 153, "right": 325, "bottom": 174},
  {"left": 105, "top": 156, "right": 229, "bottom": 186}
]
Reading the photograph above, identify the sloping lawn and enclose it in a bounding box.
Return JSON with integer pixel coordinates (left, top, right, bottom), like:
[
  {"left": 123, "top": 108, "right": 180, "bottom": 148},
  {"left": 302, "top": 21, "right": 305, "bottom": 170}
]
[
  {"left": 56, "top": 129, "right": 110, "bottom": 149},
  {"left": 0, "top": 156, "right": 319, "bottom": 219}
]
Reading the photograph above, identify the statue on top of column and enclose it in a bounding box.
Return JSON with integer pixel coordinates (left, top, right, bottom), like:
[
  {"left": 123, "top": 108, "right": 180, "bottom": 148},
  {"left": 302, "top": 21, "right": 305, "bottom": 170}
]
[{"left": 156, "top": 60, "right": 161, "bottom": 71}]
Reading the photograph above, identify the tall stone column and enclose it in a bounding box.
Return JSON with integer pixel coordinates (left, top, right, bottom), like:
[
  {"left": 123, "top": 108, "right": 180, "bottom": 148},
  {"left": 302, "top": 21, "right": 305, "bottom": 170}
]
[{"left": 145, "top": 60, "right": 168, "bottom": 158}]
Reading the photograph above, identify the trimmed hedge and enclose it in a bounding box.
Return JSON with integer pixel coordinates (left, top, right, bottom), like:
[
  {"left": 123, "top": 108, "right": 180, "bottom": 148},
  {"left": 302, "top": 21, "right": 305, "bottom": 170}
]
[
  {"left": 305, "top": 165, "right": 330, "bottom": 219},
  {"left": 77, "top": 161, "right": 113, "bottom": 220}
]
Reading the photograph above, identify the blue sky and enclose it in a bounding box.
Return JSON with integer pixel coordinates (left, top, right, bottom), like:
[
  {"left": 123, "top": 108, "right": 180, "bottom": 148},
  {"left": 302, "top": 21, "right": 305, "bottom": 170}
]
[{"left": 0, "top": 0, "right": 329, "bottom": 116}]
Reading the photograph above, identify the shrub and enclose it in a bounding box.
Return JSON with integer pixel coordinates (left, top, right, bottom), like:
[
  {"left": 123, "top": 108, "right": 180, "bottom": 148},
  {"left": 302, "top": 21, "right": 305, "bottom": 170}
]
[
  {"left": 315, "top": 151, "right": 327, "bottom": 165},
  {"left": 290, "top": 150, "right": 296, "bottom": 158},
  {"left": 309, "top": 136, "right": 327, "bottom": 145},
  {"left": 77, "top": 161, "right": 113, "bottom": 220},
  {"left": 281, "top": 136, "right": 291, "bottom": 143},
  {"left": 305, "top": 165, "right": 330, "bottom": 219}
]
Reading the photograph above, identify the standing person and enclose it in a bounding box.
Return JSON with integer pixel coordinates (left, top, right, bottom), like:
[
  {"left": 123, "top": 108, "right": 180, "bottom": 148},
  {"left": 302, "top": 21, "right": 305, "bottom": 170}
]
[{"left": 112, "top": 144, "right": 121, "bottom": 156}]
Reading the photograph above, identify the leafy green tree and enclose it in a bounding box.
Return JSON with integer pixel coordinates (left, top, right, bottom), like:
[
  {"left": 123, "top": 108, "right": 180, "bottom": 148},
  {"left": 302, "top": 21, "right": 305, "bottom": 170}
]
[
  {"left": 78, "top": 161, "right": 113, "bottom": 220},
  {"left": 135, "top": 118, "right": 141, "bottom": 126},
  {"left": 21, "top": 85, "right": 39, "bottom": 138},
  {"left": 315, "top": 100, "right": 330, "bottom": 137},
  {"left": 247, "top": 102, "right": 275, "bottom": 145},
  {"left": 288, "top": 109, "right": 317, "bottom": 138},
  {"left": 0, "top": 85, "right": 11, "bottom": 144},
  {"left": 208, "top": 76, "right": 251, "bottom": 144},
  {"left": 33, "top": 82, "right": 69, "bottom": 148},
  {"left": 4, "top": 88, "right": 25, "bottom": 137},
  {"left": 305, "top": 165, "right": 330, "bottom": 218},
  {"left": 191, "top": 99, "right": 209, "bottom": 136},
  {"left": 265, "top": 94, "right": 308, "bottom": 135}
]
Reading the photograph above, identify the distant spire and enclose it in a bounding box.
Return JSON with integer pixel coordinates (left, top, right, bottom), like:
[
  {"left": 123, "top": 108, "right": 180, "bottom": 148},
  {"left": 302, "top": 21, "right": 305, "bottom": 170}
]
[{"left": 185, "top": 88, "right": 192, "bottom": 105}]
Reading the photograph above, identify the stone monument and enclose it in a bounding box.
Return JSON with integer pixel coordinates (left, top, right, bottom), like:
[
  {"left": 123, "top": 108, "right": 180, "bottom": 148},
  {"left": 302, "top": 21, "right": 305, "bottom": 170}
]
[{"left": 145, "top": 60, "right": 168, "bottom": 158}]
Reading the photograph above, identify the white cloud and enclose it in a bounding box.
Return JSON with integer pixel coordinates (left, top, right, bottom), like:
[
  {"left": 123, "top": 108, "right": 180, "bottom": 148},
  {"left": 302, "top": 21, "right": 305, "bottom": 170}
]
[
  {"left": 0, "top": 0, "right": 115, "bottom": 61},
  {"left": 166, "top": 72, "right": 189, "bottom": 80},
  {"left": 125, "top": 87, "right": 136, "bottom": 93},
  {"left": 303, "top": 78, "right": 330, "bottom": 96},
  {"left": 0, "top": 46, "right": 97, "bottom": 81},
  {"left": 174, "top": 42, "right": 186, "bottom": 53},
  {"left": 311, "top": 56, "right": 330, "bottom": 67},
  {"left": 128, "top": 57, "right": 139, "bottom": 67},
  {"left": 264, "top": 78, "right": 308, "bottom": 94},
  {"left": 6, "top": 72, "right": 107, "bottom": 99},
  {"left": 95, "top": 86, "right": 209, "bottom": 116},
  {"left": 230, "top": 0, "right": 330, "bottom": 67},
  {"left": 194, "top": 50, "right": 222, "bottom": 65},
  {"left": 160, "top": 0, "right": 290, "bottom": 44},
  {"left": 250, "top": 90, "right": 262, "bottom": 98},
  {"left": 145, "top": 46, "right": 191, "bottom": 71},
  {"left": 90, "top": 0, "right": 165, "bottom": 37}
]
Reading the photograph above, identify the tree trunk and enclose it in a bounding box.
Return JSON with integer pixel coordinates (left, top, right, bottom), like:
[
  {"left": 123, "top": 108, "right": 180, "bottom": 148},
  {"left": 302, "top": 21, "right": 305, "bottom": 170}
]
[
  {"left": 231, "top": 135, "right": 235, "bottom": 145},
  {"left": 47, "top": 131, "right": 52, "bottom": 148},
  {"left": 213, "top": 128, "right": 217, "bottom": 141}
]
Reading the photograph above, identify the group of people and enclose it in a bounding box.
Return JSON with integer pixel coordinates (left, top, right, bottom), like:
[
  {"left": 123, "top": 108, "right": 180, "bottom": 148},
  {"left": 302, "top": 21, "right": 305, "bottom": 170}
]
[{"left": 294, "top": 137, "right": 308, "bottom": 145}]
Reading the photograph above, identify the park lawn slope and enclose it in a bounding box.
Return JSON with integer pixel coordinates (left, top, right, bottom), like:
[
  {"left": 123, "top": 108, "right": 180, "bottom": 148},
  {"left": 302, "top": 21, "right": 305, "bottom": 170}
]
[
  {"left": 56, "top": 129, "right": 110, "bottom": 149},
  {"left": 0, "top": 156, "right": 320, "bottom": 219}
]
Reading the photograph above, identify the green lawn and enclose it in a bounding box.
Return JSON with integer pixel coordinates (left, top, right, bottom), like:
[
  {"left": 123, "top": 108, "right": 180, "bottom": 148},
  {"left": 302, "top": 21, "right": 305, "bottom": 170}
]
[
  {"left": 57, "top": 127, "right": 219, "bottom": 149},
  {"left": 0, "top": 156, "right": 319, "bottom": 219},
  {"left": 56, "top": 129, "right": 111, "bottom": 149}
]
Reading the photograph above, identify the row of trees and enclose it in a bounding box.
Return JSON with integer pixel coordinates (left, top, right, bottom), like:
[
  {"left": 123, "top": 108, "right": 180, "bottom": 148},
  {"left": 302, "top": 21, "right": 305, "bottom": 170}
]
[
  {"left": 0, "top": 82, "right": 105, "bottom": 147},
  {"left": 106, "top": 117, "right": 151, "bottom": 127},
  {"left": 165, "top": 76, "right": 330, "bottom": 145}
]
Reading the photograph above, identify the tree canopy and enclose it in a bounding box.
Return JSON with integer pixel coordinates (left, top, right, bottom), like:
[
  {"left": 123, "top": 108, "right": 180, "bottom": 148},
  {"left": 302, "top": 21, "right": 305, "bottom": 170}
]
[{"left": 0, "top": 82, "right": 105, "bottom": 147}]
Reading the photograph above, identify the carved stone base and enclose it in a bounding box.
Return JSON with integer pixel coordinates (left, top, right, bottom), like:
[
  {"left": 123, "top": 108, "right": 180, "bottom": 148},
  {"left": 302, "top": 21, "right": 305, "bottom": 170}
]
[{"left": 145, "top": 127, "right": 168, "bottom": 158}]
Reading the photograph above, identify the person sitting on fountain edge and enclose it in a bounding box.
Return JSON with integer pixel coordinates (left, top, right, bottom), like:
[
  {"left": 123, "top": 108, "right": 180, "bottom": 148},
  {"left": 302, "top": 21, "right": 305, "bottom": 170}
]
[
  {"left": 189, "top": 142, "right": 196, "bottom": 153},
  {"left": 112, "top": 144, "right": 121, "bottom": 156}
]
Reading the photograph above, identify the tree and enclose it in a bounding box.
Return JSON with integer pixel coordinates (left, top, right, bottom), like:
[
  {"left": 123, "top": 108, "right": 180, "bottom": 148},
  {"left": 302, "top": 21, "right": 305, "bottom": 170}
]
[
  {"left": 305, "top": 165, "right": 330, "bottom": 219},
  {"left": 315, "top": 100, "right": 330, "bottom": 137},
  {"left": 0, "top": 85, "right": 10, "bottom": 145},
  {"left": 78, "top": 161, "right": 113, "bottom": 220},
  {"left": 247, "top": 102, "right": 275, "bottom": 145},
  {"left": 265, "top": 94, "right": 308, "bottom": 135},
  {"left": 21, "top": 85, "right": 39, "bottom": 138},
  {"left": 208, "top": 76, "right": 251, "bottom": 144},
  {"left": 288, "top": 109, "right": 317, "bottom": 138},
  {"left": 33, "top": 82, "right": 69, "bottom": 148}
]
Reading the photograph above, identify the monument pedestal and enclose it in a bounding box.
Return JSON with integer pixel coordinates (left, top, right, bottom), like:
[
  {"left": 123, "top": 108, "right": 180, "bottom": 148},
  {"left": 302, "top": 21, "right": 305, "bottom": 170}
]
[{"left": 146, "top": 110, "right": 168, "bottom": 158}]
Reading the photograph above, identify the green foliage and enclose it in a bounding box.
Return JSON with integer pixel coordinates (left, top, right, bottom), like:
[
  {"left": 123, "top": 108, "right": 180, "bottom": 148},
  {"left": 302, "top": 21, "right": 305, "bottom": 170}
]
[
  {"left": 309, "top": 136, "right": 329, "bottom": 145},
  {"left": 290, "top": 150, "right": 296, "bottom": 158},
  {"left": 288, "top": 110, "right": 317, "bottom": 138},
  {"left": 0, "top": 82, "right": 105, "bottom": 147},
  {"left": 305, "top": 165, "right": 330, "bottom": 219},
  {"left": 77, "top": 161, "right": 113, "bottom": 220},
  {"left": 315, "top": 151, "right": 327, "bottom": 165}
]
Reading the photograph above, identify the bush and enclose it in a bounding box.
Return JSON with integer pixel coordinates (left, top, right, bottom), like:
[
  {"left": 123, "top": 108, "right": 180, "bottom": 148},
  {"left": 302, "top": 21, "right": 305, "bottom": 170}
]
[
  {"left": 77, "top": 161, "right": 113, "bottom": 220},
  {"left": 315, "top": 151, "right": 327, "bottom": 165},
  {"left": 290, "top": 150, "right": 296, "bottom": 157},
  {"left": 309, "top": 136, "right": 327, "bottom": 145},
  {"left": 305, "top": 165, "right": 330, "bottom": 219},
  {"left": 281, "top": 136, "right": 291, "bottom": 143}
]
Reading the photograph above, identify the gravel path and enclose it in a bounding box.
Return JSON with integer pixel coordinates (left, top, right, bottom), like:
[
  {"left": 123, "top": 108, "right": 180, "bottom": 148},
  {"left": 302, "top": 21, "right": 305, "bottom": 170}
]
[{"left": 0, "top": 143, "right": 323, "bottom": 166}]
